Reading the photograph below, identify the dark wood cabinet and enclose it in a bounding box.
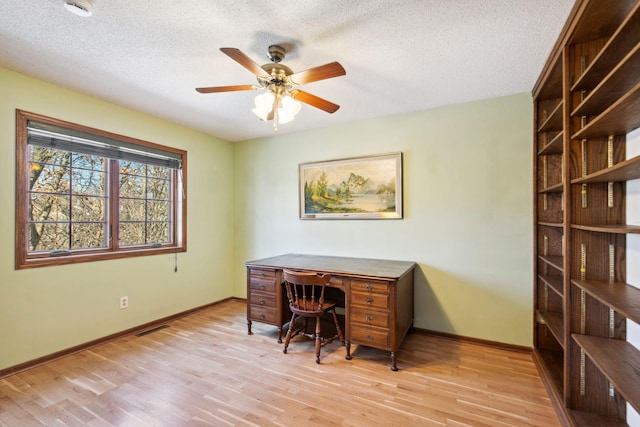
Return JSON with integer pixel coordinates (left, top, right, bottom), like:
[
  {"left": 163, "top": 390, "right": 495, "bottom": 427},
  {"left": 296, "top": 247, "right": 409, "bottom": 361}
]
[
  {"left": 533, "top": 1, "right": 640, "bottom": 424},
  {"left": 245, "top": 254, "right": 415, "bottom": 371}
]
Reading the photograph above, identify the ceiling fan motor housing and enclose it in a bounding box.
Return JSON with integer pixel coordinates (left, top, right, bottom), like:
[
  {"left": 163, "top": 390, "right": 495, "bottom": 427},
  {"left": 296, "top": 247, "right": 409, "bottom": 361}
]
[{"left": 267, "top": 45, "right": 286, "bottom": 63}]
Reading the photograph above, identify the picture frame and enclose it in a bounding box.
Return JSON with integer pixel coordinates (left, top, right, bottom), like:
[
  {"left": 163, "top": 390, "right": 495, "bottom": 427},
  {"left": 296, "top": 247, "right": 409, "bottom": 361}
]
[{"left": 299, "top": 152, "right": 403, "bottom": 219}]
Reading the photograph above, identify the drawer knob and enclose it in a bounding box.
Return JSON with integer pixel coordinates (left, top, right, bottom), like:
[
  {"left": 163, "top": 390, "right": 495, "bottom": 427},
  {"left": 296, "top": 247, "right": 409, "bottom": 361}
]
[
  {"left": 366, "top": 334, "right": 374, "bottom": 341},
  {"left": 260, "top": 272, "right": 265, "bottom": 276},
  {"left": 259, "top": 298, "right": 265, "bottom": 305},
  {"left": 259, "top": 284, "right": 266, "bottom": 290},
  {"left": 366, "top": 283, "right": 373, "bottom": 291},
  {"left": 365, "top": 315, "right": 372, "bottom": 322},
  {"left": 365, "top": 297, "right": 373, "bottom": 305},
  {"left": 260, "top": 313, "right": 265, "bottom": 319}
]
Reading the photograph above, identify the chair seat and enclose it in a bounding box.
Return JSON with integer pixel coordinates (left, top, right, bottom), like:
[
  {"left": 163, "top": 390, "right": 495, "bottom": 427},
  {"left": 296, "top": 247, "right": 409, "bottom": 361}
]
[{"left": 290, "top": 299, "right": 337, "bottom": 316}]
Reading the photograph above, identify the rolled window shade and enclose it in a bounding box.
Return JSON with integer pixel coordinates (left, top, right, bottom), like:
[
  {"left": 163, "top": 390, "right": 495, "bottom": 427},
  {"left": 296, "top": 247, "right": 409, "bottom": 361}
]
[{"left": 27, "top": 121, "right": 182, "bottom": 169}]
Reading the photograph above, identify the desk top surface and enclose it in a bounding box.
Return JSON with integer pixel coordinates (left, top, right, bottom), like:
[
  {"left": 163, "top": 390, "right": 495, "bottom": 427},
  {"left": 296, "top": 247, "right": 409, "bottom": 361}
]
[{"left": 245, "top": 253, "right": 416, "bottom": 280}]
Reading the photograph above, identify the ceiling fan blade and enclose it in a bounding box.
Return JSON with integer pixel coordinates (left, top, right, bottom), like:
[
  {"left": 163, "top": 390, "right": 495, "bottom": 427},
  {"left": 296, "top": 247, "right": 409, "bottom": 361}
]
[
  {"left": 196, "top": 85, "right": 256, "bottom": 93},
  {"left": 220, "top": 47, "right": 271, "bottom": 78},
  {"left": 288, "top": 62, "right": 346, "bottom": 85},
  {"left": 290, "top": 90, "right": 340, "bottom": 113}
]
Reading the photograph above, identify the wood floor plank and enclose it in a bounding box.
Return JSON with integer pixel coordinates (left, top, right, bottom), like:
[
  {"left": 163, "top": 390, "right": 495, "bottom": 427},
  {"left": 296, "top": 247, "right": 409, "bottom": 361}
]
[{"left": 0, "top": 300, "right": 560, "bottom": 426}]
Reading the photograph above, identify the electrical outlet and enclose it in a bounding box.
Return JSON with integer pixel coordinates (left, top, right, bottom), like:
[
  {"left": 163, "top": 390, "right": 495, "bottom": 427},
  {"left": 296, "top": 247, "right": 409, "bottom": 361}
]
[{"left": 120, "top": 296, "right": 129, "bottom": 309}]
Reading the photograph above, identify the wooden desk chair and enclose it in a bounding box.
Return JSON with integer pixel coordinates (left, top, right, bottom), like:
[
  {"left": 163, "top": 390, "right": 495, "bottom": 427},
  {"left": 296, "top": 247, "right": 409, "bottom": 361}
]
[{"left": 282, "top": 269, "right": 345, "bottom": 364}]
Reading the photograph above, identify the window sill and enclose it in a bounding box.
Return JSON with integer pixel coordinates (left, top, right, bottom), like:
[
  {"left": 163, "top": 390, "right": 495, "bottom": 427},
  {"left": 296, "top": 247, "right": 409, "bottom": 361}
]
[{"left": 16, "top": 245, "right": 186, "bottom": 269}]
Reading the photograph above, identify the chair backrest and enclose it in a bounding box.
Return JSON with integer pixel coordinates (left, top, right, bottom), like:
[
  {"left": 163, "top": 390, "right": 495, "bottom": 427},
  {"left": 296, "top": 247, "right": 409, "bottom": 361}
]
[{"left": 282, "top": 269, "right": 331, "bottom": 313}]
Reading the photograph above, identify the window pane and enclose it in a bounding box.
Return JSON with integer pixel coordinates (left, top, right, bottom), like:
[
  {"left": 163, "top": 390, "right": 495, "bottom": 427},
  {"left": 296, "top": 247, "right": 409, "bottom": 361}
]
[
  {"left": 72, "top": 196, "right": 106, "bottom": 221},
  {"left": 120, "top": 161, "right": 145, "bottom": 177},
  {"left": 30, "top": 164, "right": 70, "bottom": 193},
  {"left": 30, "top": 146, "right": 71, "bottom": 167},
  {"left": 72, "top": 153, "right": 104, "bottom": 171},
  {"left": 147, "top": 177, "right": 169, "bottom": 200},
  {"left": 72, "top": 168, "right": 106, "bottom": 196},
  {"left": 27, "top": 145, "right": 108, "bottom": 254},
  {"left": 120, "top": 174, "right": 145, "bottom": 198},
  {"left": 29, "top": 223, "right": 70, "bottom": 252},
  {"left": 147, "top": 222, "right": 169, "bottom": 243},
  {"left": 119, "top": 222, "right": 145, "bottom": 246},
  {"left": 120, "top": 198, "right": 145, "bottom": 221},
  {"left": 30, "top": 193, "right": 70, "bottom": 221},
  {"left": 147, "top": 201, "right": 169, "bottom": 221},
  {"left": 148, "top": 166, "right": 169, "bottom": 180},
  {"left": 72, "top": 223, "right": 106, "bottom": 249}
]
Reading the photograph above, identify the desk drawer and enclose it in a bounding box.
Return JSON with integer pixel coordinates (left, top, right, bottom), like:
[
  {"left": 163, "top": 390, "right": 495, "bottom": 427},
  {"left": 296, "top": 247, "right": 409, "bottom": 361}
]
[
  {"left": 351, "top": 291, "right": 390, "bottom": 310},
  {"left": 249, "top": 276, "right": 277, "bottom": 293},
  {"left": 351, "top": 307, "right": 390, "bottom": 329},
  {"left": 249, "top": 268, "right": 276, "bottom": 279},
  {"left": 329, "top": 276, "right": 344, "bottom": 289},
  {"left": 248, "top": 305, "right": 278, "bottom": 324},
  {"left": 249, "top": 291, "right": 276, "bottom": 308},
  {"left": 351, "top": 324, "right": 390, "bottom": 348},
  {"left": 351, "top": 279, "right": 390, "bottom": 294}
]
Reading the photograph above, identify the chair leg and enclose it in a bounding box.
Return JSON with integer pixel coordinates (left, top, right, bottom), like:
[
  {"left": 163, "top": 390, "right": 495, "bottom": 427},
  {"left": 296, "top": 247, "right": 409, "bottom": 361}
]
[
  {"left": 315, "top": 316, "right": 322, "bottom": 364},
  {"left": 283, "top": 313, "right": 297, "bottom": 354},
  {"left": 331, "top": 309, "right": 345, "bottom": 345}
]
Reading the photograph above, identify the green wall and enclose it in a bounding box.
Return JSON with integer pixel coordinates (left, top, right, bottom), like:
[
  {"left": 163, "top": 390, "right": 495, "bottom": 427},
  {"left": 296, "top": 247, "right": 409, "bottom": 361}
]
[
  {"left": 1, "top": 66, "right": 534, "bottom": 371},
  {"left": 234, "top": 93, "right": 534, "bottom": 346},
  {"left": 0, "top": 68, "right": 235, "bottom": 370}
]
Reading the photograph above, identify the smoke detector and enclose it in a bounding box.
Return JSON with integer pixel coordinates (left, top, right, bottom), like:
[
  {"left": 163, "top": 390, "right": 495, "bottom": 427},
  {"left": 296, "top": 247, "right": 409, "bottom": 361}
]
[{"left": 64, "top": 0, "right": 94, "bottom": 17}]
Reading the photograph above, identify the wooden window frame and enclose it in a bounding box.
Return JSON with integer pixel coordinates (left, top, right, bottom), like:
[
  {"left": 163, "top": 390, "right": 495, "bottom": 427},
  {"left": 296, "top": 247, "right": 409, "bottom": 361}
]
[{"left": 15, "top": 110, "right": 187, "bottom": 269}]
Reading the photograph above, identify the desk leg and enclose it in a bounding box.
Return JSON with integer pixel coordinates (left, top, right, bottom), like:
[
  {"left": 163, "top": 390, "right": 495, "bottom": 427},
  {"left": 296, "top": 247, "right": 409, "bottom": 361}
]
[
  {"left": 390, "top": 352, "right": 398, "bottom": 371},
  {"left": 247, "top": 320, "right": 253, "bottom": 335},
  {"left": 277, "top": 327, "right": 283, "bottom": 344},
  {"left": 345, "top": 342, "right": 352, "bottom": 360}
]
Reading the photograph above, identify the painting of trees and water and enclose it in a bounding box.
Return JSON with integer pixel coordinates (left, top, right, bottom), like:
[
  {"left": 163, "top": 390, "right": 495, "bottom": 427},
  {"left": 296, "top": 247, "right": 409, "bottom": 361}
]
[{"left": 300, "top": 153, "right": 402, "bottom": 219}]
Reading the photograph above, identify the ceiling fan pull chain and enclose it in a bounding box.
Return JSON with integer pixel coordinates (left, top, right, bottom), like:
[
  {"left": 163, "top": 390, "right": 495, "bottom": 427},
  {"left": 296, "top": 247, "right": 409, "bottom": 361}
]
[{"left": 273, "top": 95, "right": 279, "bottom": 133}]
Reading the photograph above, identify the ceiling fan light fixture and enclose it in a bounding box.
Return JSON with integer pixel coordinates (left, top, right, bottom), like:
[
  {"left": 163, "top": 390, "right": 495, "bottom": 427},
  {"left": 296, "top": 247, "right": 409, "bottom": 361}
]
[
  {"left": 64, "top": 0, "right": 94, "bottom": 16},
  {"left": 252, "top": 91, "right": 301, "bottom": 126},
  {"left": 277, "top": 95, "right": 301, "bottom": 124},
  {"left": 252, "top": 92, "right": 275, "bottom": 121}
]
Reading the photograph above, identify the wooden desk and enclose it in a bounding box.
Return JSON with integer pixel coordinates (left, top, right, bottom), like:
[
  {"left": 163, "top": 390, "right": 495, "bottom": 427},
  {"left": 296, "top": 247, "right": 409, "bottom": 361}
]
[{"left": 245, "top": 254, "right": 416, "bottom": 371}]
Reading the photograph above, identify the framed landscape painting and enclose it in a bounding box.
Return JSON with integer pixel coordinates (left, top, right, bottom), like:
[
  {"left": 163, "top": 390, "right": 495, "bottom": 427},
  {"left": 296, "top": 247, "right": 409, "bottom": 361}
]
[{"left": 299, "top": 152, "right": 402, "bottom": 219}]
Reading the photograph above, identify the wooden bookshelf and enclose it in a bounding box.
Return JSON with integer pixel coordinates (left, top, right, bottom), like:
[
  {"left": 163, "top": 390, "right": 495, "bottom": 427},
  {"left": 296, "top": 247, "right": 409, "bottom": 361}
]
[{"left": 532, "top": 0, "right": 640, "bottom": 424}]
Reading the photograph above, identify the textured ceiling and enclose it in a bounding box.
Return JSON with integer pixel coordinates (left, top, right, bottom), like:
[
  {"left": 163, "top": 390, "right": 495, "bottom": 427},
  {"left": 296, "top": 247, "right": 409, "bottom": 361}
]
[{"left": 0, "top": 0, "right": 574, "bottom": 142}]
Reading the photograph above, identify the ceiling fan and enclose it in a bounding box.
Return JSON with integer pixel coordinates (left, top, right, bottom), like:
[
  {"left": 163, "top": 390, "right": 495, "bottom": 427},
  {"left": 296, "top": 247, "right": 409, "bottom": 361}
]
[{"left": 196, "top": 45, "right": 346, "bottom": 132}]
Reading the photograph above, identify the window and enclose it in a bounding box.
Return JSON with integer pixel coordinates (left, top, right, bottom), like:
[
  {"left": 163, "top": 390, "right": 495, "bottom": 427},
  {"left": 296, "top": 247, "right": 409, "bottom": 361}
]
[{"left": 15, "top": 110, "right": 187, "bottom": 269}]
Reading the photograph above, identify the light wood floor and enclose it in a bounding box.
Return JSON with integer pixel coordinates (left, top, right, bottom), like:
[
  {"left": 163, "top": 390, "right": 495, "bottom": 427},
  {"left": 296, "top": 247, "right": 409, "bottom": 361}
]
[{"left": 0, "top": 300, "right": 560, "bottom": 426}]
